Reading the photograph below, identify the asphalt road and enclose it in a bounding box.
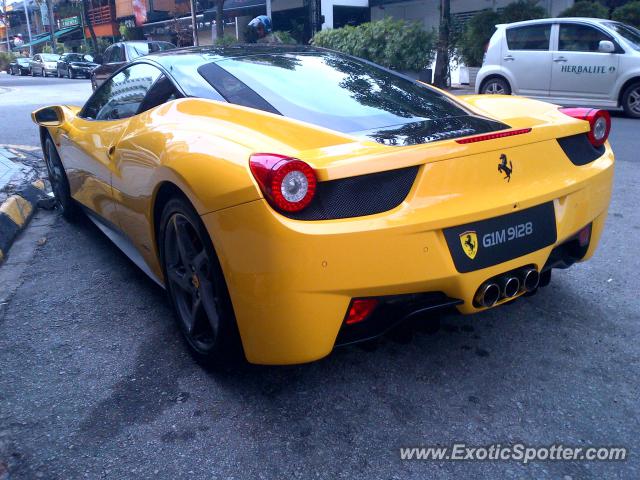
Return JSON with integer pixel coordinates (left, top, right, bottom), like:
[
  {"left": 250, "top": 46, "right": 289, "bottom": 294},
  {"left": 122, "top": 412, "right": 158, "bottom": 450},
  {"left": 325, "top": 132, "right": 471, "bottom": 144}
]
[
  {"left": 0, "top": 73, "right": 92, "bottom": 146},
  {"left": 1, "top": 74, "right": 640, "bottom": 479}
]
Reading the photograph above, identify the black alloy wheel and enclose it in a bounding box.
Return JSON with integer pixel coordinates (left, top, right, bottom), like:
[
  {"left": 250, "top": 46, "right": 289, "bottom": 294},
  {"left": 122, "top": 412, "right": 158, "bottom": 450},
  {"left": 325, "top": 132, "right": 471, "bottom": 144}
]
[
  {"left": 44, "top": 137, "right": 77, "bottom": 220},
  {"left": 160, "top": 197, "right": 241, "bottom": 365}
]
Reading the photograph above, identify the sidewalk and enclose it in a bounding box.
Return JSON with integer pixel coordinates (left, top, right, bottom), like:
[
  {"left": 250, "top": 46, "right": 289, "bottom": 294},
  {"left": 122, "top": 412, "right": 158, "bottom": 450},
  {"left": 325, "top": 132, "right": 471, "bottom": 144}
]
[{"left": 0, "top": 145, "right": 46, "bottom": 205}]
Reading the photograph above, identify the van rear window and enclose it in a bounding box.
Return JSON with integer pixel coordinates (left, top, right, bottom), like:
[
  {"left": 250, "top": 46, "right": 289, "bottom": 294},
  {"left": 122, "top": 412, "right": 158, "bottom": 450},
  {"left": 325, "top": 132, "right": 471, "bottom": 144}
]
[{"left": 506, "top": 25, "right": 551, "bottom": 51}]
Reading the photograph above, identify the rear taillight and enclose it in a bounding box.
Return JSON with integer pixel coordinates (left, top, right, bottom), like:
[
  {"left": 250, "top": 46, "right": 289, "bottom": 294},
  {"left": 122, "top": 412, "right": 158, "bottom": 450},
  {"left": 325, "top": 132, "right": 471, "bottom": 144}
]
[
  {"left": 559, "top": 108, "right": 611, "bottom": 148},
  {"left": 249, "top": 153, "right": 317, "bottom": 212}
]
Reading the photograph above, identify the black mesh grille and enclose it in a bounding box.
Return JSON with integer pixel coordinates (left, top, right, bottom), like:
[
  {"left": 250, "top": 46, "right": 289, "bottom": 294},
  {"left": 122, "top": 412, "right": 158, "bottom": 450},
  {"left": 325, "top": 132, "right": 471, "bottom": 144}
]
[
  {"left": 283, "top": 166, "right": 420, "bottom": 221},
  {"left": 557, "top": 134, "right": 605, "bottom": 166}
]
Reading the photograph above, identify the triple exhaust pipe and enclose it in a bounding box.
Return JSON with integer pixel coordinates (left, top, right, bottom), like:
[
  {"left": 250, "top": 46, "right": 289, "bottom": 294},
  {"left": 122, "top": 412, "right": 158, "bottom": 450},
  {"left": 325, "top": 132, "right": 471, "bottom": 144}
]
[{"left": 474, "top": 267, "right": 540, "bottom": 308}]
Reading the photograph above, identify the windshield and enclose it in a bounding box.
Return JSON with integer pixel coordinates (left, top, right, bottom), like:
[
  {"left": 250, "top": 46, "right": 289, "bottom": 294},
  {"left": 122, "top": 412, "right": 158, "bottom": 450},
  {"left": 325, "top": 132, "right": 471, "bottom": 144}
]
[
  {"left": 201, "top": 52, "right": 471, "bottom": 134},
  {"left": 65, "top": 53, "right": 86, "bottom": 62},
  {"left": 41, "top": 54, "right": 60, "bottom": 61},
  {"left": 127, "top": 42, "right": 175, "bottom": 59},
  {"left": 606, "top": 22, "right": 640, "bottom": 50},
  {"left": 17, "top": 58, "right": 30, "bottom": 64}
]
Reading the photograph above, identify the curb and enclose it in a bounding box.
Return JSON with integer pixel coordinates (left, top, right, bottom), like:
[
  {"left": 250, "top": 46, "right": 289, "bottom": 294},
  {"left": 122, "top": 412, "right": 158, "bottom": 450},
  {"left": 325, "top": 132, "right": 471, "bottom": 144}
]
[{"left": 0, "top": 180, "right": 47, "bottom": 264}]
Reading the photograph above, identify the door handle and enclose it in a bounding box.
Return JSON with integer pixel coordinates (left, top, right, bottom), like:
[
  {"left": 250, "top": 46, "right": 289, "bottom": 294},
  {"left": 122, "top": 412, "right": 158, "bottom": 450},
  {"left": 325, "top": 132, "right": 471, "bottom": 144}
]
[
  {"left": 503, "top": 55, "right": 515, "bottom": 61},
  {"left": 554, "top": 57, "right": 568, "bottom": 62},
  {"left": 107, "top": 145, "right": 116, "bottom": 157}
]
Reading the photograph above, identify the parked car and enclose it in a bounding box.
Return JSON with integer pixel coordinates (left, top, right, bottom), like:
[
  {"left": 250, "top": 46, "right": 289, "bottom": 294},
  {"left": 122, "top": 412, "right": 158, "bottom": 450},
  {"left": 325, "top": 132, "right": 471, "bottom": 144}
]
[
  {"left": 56, "top": 53, "right": 98, "bottom": 79},
  {"left": 9, "top": 57, "right": 32, "bottom": 75},
  {"left": 33, "top": 45, "right": 613, "bottom": 365},
  {"left": 476, "top": 17, "right": 640, "bottom": 118},
  {"left": 90, "top": 41, "right": 175, "bottom": 90},
  {"left": 30, "top": 53, "right": 61, "bottom": 77}
]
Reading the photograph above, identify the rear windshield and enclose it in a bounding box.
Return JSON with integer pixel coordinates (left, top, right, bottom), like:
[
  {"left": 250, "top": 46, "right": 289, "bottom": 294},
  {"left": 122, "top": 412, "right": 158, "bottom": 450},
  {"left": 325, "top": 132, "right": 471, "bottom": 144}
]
[
  {"left": 41, "top": 54, "right": 60, "bottom": 61},
  {"left": 128, "top": 42, "right": 175, "bottom": 59},
  {"left": 198, "top": 52, "right": 470, "bottom": 134}
]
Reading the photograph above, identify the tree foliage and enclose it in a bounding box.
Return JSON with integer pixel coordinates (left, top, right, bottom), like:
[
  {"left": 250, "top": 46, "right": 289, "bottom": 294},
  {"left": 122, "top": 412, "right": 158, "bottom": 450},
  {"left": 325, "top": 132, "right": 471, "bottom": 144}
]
[
  {"left": 559, "top": 1, "right": 609, "bottom": 18},
  {"left": 612, "top": 0, "right": 640, "bottom": 27},
  {"left": 456, "top": 10, "right": 501, "bottom": 67},
  {"left": 456, "top": 1, "right": 547, "bottom": 67},
  {"left": 0, "top": 52, "right": 15, "bottom": 72},
  {"left": 312, "top": 18, "right": 435, "bottom": 72},
  {"left": 499, "top": 0, "right": 547, "bottom": 23}
]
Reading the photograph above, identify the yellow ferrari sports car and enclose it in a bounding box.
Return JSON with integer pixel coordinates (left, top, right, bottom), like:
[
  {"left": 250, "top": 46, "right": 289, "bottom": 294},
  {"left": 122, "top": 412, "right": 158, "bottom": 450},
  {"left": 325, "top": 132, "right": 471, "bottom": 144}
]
[{"left": 32, "top": 45, "right": 614, "bottom": 365}]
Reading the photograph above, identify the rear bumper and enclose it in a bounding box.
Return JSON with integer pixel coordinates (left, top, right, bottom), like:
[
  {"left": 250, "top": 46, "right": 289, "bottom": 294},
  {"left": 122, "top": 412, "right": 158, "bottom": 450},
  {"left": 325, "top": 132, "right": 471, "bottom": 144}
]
[{"left": 202, "top": 146, "right": 614, "bottom": 365}]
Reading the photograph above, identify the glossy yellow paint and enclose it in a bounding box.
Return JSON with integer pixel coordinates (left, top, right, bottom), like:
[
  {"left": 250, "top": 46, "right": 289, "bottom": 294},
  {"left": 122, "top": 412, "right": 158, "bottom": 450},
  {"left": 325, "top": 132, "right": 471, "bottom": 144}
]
[{"left": 33, "top": 93, "right": 614, "bottom": 365}]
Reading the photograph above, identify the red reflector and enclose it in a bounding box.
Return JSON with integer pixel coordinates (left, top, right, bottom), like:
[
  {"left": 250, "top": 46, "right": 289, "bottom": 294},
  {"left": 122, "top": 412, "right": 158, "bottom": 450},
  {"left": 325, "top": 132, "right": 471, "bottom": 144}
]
[
  {"left": 455, "top": 128, "right": 532, "bottom": 144},
  {"left": 345, "top": 299, "right": 379, "bottom": 325},
  {"left": 578, "top": 224, "right": 591, "bottom": 247}
]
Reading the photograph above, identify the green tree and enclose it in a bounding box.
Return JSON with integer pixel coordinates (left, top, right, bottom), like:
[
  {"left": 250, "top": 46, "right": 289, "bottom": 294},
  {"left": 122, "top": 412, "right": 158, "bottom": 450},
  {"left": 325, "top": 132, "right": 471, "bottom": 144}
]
[
  {"left": 457, "top": 9, "right": 501, "bottom": 67},
  {"left": 312, "top": 18, "right": 435, "bottom": 72},
  {"left": 612, "top": 0, "right": 640, "bottom": 27},
  {"left": 559, "top": 1, "right": 609, "bottom": 18},
  {"left": 499, "top": 0, "right": 547, "bottom": 23}
]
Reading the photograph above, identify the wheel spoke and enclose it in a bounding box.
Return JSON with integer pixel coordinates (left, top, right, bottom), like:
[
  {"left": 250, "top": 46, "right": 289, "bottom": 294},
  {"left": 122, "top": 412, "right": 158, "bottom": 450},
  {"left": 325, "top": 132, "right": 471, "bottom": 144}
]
[
  {"left": 167, "top": 265, "right": 192, "bottom": 294},
  {"left": 172, "top": 216, "right": 196, "bottom": 269},
  {"left": 187, "top": 295, "right": 203, "bottom": 335},
  {"left": 192, "top": 250, "right": 209, "bottom": 276},
  {"left": 199, "top": 282, "right": 220, "bottom": 336}
]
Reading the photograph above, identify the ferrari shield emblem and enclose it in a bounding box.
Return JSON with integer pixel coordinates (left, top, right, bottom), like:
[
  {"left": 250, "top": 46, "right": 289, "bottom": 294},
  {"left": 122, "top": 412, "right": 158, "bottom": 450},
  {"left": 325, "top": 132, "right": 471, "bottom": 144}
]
[{"left": 459, "top": 231, "right": 478, "bottom": 260}]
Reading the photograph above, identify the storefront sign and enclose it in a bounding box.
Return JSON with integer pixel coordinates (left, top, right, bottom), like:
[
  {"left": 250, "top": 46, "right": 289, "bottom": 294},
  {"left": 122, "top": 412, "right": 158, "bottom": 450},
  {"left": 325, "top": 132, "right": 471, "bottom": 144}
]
[{"left": 61, "top": 16, "right": 80, "bottom": 28}]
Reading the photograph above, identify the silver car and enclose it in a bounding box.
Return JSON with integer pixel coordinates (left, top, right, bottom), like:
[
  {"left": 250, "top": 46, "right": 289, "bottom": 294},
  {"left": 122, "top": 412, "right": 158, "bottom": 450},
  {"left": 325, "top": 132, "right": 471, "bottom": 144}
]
[
  {"left": 476, "top": 17, "right": 640, "bottom": 118},
  {"left": 30, "top": 53, "right": 61, "bottom": 77}
]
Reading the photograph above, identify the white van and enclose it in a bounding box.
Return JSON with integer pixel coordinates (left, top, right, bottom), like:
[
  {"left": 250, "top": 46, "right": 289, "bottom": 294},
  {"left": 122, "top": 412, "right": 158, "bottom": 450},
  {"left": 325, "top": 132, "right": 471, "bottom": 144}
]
[{"left": 475, "top": 17, "right": 640, "bottom": 117}]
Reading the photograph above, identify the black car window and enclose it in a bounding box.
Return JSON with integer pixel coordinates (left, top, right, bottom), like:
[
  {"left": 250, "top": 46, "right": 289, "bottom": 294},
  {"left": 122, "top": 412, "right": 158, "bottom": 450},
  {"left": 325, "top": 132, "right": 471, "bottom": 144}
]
[
  {"left": 127, "top": 42, "right": 175, "bottom": 60},
  {"left": 197, "top": 62, "right": 279, "bottom": 114},
  {"left": 64, "top": 53, "right": 85, "bottom": 62},
  {"left": 102, "top": 46, "right": 113, "bottom": 63},
  {"left": 81, "top": 63, "right": 162, "bottom": 120},
  {"left": 559, "top": 24, "right": 615, "bottom": 52},
  {"left": 137, "top": 74, "right": 182, "bottom": 114},
  {"left": 506, "top": 25, "right": 551, "bottom": 51},
  {"left": 199, "top": 52, "right": 471, "bottom": 134},
  {"left": 109, "top": 45, "right": 125, "bottom": 63}
]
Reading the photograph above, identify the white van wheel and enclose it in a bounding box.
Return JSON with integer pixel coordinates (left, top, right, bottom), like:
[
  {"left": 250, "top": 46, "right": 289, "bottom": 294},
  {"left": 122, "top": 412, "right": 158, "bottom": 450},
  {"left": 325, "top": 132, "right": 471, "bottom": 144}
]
[
  {"left": 481, "top": 78, "right": 511, "bottom": 95},
  {"left": 622, "top": 82, "right": 640, "bottom": 119}
]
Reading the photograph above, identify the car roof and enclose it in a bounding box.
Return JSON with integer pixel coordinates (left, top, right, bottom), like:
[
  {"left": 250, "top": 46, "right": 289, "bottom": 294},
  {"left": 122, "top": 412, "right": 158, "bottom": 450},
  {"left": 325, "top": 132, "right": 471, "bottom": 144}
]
[
  {"left": 147, "top": 44, "right": 325, "bottom": 70},
  {"left": 497, "top": 17, "right": 615, "bottom": 28},
  {"left": 119, "top": 40, "right": 173, "bottom": 44}
]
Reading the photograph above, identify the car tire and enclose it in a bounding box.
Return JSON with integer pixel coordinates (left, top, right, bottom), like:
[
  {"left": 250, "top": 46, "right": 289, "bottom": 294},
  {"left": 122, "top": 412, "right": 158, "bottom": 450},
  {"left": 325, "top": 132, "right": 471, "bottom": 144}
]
[
  {"left": 481, "top": 77, "right": 512, "bottom": 95},
  {"left": 159, "top": 196, "right": 243, "bottom": 367},
  {"left": 44, "top": 136, "right": 78, "bottom": 221},
  {"left": 621, "top": 81, "right": 640, "bottom": 119}
]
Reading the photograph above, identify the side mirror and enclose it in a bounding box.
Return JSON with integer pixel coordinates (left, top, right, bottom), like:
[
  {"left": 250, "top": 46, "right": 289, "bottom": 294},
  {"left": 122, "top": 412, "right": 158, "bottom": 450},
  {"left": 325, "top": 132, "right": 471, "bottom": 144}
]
[
  {"left": 32, "top": 106, "right": 65, "bottom": 127},
  {"left": 598, "top": 40, "right": 615, "bottom": 53},
  {"left": 84, "top": 54, "right": 94, "bottom": 62},
  {"left": 94, "top": 54, "right": 103, "bottom": 64}
]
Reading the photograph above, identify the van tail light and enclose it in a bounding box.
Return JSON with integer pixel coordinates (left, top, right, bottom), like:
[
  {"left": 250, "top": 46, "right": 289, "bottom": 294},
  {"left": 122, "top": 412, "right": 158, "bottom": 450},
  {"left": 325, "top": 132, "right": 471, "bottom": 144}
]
[
  {"left": 559, "top": 108, "right": 611, "bottom": 148},
  {"left": 249, "top": 153, "right": 317, "bottom": 212}
]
